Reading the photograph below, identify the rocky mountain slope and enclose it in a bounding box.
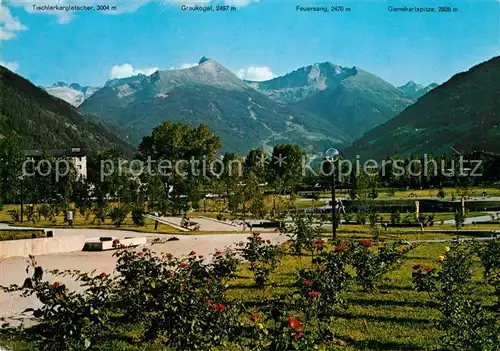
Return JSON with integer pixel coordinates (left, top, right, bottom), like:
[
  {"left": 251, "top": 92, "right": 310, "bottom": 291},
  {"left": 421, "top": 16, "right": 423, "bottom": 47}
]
[
  {"left": 80, "top": 58, "right": 350, "bottom": 153},
  {"left": 343, "top": 56, "right": 500, "bottom": 159},
  {"left": 249, "top": 63, "right": 414, "bottom": 139},
  {"left": 398, "top": 81, "right": 438, "bottom": 100},
  {"left": 0, "top": 65, "right": 133, "bottom": 154},
  {"left": 44, "top": 82, "right": 99, "bottom": 107}
]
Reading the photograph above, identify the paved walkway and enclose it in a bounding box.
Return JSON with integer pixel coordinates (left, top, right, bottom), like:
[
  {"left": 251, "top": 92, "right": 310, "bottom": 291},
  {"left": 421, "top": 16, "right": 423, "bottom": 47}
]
[{"left": 442, "top": 212, "right": 498, "bottom": 225}]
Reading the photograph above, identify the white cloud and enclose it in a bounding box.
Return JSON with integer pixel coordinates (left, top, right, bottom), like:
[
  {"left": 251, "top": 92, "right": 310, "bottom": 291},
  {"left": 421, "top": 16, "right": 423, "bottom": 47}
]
[
  {"left": 109, "top": 63, "right": 159, "bottom": 79},
  {"left": 0, "top": 5, "right": 28, "bottom": 40},
  {"left": 236, "top": 66, "right": 275, "bottom": 81},
  {"left": 0, "top": 60, "right": 19, "bottom": 72},
  {"left": 179, "top": 62, "right": 198, "bottom": 69}
]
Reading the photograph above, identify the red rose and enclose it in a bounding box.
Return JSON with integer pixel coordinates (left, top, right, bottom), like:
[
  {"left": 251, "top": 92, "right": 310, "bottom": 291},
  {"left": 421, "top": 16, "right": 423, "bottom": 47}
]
[
  {"left": 304, "top": 280, "right": 313, "bottom": 286},
  {"left": 180, "top": 263, "right": 188, "bottom": 268},
  {"left": 137, "top": 252, "right": 143, "bottom": 257},
  {"left": 252, "top": 232, "right": 261, "bottom": 236},
  {"left": 360, "top": 239, "right": 372, "bottom": 248},
  {"left": 52, "top": 282, "right": 61, "bottom": 288},
  {"left": 99, "top": 272, "right": 107, "bottom": 280},
  {"left": 212, "top": 303, "right": 225, "bottom": 312},
  {"left": 308, "top": 291, "right": 321, "bottom": 298},
  {"left": 266, "top": 240, "right": 271, "bottom": 244},
  {"left": 294, "top": 332, "right": 304, "bottom": 340},
  {"left": 205, "top": 300, "right": 212, "bottom": 307},
  {"left": 166, "top": 253, "right": 173, "bottom": 259},
  {"left": 249, "top": 313, "right": 263, "bottom": 322},
  {"left": 424, "top": 265, "right": 432, "bottom": 272},
  {"left": 189, "top": 250, "right": 196, "bottom": 256},
  {"left": 207, "top": 279, "right": 212, "bottom": 284},
  {"left": 334, "top": 244, "right": 346, "bottom": 252},
  {"left": 180, "top": 284, "right": 185, "bottom": 291},
  {"left": 168, "top": 271, "right": 174, "bottom": 278},
  {"left": 215, "top": 250, "right": 222, "bottom": 256},
  {"left": 198, "top": 255, "right": 204, "bottom": 259},
  {"left": 288, "top": 316, "right": 302, "bottom": 331}
]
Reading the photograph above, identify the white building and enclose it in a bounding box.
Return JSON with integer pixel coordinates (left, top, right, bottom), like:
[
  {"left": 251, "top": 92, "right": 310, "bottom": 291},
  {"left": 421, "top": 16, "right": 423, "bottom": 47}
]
[{"left": 24, "top": 148, "right": 87, "bottom": 180}]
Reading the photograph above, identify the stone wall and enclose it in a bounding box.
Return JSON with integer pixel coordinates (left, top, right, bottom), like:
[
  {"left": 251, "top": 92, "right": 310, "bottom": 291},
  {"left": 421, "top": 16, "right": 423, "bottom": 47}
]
[{"left": 0, "top": 235, "right": 85, "bottom": 258}]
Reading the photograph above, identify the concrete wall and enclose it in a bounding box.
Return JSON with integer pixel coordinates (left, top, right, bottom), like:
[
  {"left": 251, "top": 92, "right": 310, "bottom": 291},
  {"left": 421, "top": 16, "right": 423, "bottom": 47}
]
[{"left": 0, "top": 235, "right": 85, "bottom": 258}]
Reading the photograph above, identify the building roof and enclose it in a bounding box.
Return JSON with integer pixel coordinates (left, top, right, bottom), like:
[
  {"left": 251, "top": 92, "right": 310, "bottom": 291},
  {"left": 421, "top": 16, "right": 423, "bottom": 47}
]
[{"left": 24, "top": 148, "right": 86, "bottom": 157}]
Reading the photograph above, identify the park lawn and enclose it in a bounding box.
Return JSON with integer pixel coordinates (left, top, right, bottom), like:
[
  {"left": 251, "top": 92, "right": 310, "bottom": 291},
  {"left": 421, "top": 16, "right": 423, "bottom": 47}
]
[
  {"left": 0, "top": 207, "right": 182, "bottom": 235},
  {"left": 376, "top": 211, "right": 490, "bottom": 222},
  {"left": 311, "top": 186, "right": 500, "bottom": 200},
  {"left": 225, "top": 242, "right": 448, "bottom": 350},
  {"left": 198, "top": 196, "right": 327, "bottom": 214},
  {"left": 0, "top": 230, "right": 46, "bottom": 241},
  {"left": 430, "top": 223, "right": 500, "bottom": 231}
]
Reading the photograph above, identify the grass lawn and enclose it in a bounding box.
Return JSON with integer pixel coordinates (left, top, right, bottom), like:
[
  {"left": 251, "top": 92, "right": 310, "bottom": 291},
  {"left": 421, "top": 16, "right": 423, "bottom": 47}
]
[
  {"left": 227, "top": 243, "right": 448, "bottom": 349},
  {"left": 309, "top": 186, "right": 500, "bottom": 200},
  {"left": 0, "top": 230, "right": 46, "bottom": 241},
  {"left": 0, "top": 204, "right": 181, "bottom": 234}
]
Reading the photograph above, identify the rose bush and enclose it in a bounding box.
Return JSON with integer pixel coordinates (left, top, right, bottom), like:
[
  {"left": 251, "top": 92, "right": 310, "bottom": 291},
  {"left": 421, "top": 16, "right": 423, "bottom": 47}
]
[
  {"left": 350, "top": 240, "right": 415, "bottom": 292},
  {"left": 237, "top": 233, "right": 281, "bottom": 288},
  {"left": 412, "top": 241, "right": 500, "bottom": 350}
]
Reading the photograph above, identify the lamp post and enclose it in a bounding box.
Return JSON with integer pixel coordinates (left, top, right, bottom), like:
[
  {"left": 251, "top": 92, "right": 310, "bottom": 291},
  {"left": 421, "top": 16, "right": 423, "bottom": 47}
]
[{"left": 325, "top": 148, "right": 340, "bottom": 240}]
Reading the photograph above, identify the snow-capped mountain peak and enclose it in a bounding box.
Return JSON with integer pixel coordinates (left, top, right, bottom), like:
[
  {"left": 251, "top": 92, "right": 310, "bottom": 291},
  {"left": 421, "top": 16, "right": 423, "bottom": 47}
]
[{"left": 44, "top": 82, "right": 99, "bottom": 107}]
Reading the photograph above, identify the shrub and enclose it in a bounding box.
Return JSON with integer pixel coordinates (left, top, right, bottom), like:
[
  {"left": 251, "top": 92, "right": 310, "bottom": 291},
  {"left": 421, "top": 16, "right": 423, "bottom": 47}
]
[
  {"left": 26, "top": 205, "right": 39, "bottom": 223},
  {"left": 210, "top": 249, "right": 240, "bottom": 281},
  {"left": 238, "top": 233, "right": 281, "bottom": 288},
  {"left": 109, "top": 206, "right": 129, "bottom": 227},
  {"left": 296, "top": 244, "right": 352, "bottom": 318},
  {"left": 355, "top": 211, "right": 367, "bottom": 225},
  {"left": 131, "top": 206, "right": 145, "bottom": 226},
  {"left": 412, "top": 241, "right": 499, "bottom": 350},
  {"left": 37, "top": 204, "right": 54, "bottom": 221},
  {"left": 454, "top": 211, "right": 465, "bottom": 230},
  {"left": 113, "top": 248, "right": 238, "bottom": 350},
  {"left": 390, "top": 209, "right": 401, "bottom": 224},
  {"left": 474, "top": 238, "right": 500, "bottom": 310},
  {"left": 351, "top": 240, "right": 414, "bottom": 292},
  {"left": 280, "top": 214, "right": 322, "bottom": 256},
  {"left": 8, "top": 208, "right": 19, "bottom": 222},
  {"left": 437, "top": 188, "right": 446, "bottom": 199}
]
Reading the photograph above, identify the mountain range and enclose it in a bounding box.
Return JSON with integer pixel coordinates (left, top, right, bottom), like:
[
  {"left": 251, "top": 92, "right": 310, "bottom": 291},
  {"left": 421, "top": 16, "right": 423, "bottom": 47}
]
[
  {"left": 344, "top": 56, "right": 500, "bottom": 159},
  {"left": 4, "top": 55, "right": 497, "bottom": 159},
  {"left": 0, "top": 65, "right": 134, "bottom": 155},
  {"left": 398, "top": 81, "right": 438, "bottom": 100},
  {"left": 248, "top": 62, "right": 416, "bottom": 139},
  {"left": 79, "top": 57, "right": 352, "bottom": 153},
  {"left": 43, "top": 82, "right": 99, "bottom": 107}
]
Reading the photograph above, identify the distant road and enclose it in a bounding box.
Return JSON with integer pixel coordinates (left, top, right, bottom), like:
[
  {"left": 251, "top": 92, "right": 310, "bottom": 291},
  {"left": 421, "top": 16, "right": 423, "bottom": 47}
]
[{"left": 443, "top": 212, "right": 498, "bottom": 225}]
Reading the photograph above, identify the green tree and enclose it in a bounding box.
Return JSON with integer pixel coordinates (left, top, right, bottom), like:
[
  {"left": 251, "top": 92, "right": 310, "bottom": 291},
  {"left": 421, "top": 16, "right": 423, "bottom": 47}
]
[
  {"left": 139, "top": 122, "right": 221, "bottom": 215},
  {"left": 268, "top": 144, "right": 304, "bottom": 195},
  {"left": 0, "top": 138, "right": 24, "bottom": 203}
]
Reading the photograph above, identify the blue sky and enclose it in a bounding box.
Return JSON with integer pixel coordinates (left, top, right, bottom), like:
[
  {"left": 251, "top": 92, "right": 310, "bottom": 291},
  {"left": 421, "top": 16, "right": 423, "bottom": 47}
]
[{"left": 1, "top": 0, "right": 499, "bottom": 87}]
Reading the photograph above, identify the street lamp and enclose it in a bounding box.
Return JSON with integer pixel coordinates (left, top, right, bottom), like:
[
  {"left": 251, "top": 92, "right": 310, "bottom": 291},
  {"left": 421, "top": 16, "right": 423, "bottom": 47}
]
[{"left": 325, "top": 148, "right": 340, "bottom": 240}]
